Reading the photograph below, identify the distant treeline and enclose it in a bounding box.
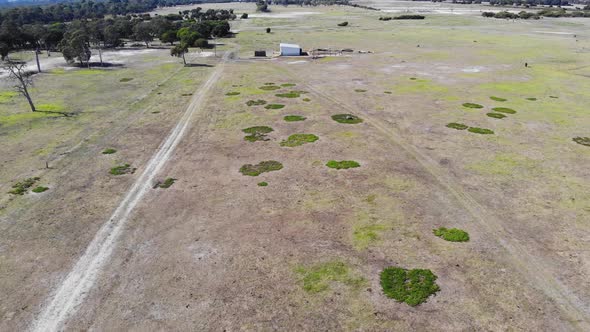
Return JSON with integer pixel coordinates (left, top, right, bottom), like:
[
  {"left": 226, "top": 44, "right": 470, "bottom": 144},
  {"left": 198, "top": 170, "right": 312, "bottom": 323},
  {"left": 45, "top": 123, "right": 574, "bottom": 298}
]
[{"left": 483, "top": 6, "right": 590, "bottom": 18}]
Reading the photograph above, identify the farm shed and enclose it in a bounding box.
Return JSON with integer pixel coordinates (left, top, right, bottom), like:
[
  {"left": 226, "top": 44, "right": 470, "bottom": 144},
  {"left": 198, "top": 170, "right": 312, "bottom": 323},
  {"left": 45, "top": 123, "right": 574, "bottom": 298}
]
[{"left": 280, "top": 43, "right": 302, "bottom": 56}]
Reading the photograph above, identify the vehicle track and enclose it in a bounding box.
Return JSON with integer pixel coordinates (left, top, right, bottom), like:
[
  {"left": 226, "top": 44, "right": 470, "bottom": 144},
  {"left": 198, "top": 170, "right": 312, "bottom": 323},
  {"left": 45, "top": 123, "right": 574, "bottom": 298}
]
[
  {"left": 288, "top": 68, "right": 590, "bottom": 330},
  {"left": 31, "top": 52, "right": 231, "bottom": 332}
]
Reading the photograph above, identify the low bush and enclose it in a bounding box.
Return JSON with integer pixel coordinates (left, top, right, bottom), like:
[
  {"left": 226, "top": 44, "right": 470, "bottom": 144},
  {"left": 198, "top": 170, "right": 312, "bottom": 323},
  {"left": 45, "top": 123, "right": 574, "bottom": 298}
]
[
  {"left": 32, "top": 186, "right": 49, "bottom": 193},
  {"left": 468, "top": 127, "right": 494, "bottom": 135},
  {"left": 110, "top": 164, "right": 136, "bottom": 175},
  {"left": 462, "top": 103, "right": 484, "bottom": 109},
  {"left": 354, "top": 89, "right": 367, "bottom": 93},
  {"left": 280, "top": 134, "right": 319, "bottom": 147},
  {"left": 394, "top": 14, "right": 425, "bottom": 20},
  {"left": 573, "top": 137, "right": 590, "bottom": 147},
  {"left": 119, "top": 78, "right": 133, "bottom": 82},
  {"left": 380, "top": 267, "right": 440, "bottom": 306},
  {"left": 243, "top": 126, "right": 274, "bottom": 142},
  {"left": 490, "top": 96, "right": 506, "bottom": 102},
  {"left": 257, "top": 181, "right": 268, "bottom": 186},
  {"left": 275, "top": 92, "right": 300, "bottom": 98},
  {"left": 379, "top": 16, "right": 393, "bottom": 21},
  {"left": 259, "top": 85, "right": 281, "bottom": 91},
  {"left": 240, "top": 160, "right": 283, "bottom": 176},
  {"left": 433, "top": 227, "right": 470, "bottom": 242},
  {"left": 102, "top": 148, "right": 117, "bottom": 154},
  {"left": 8, "top": 177, "right": 40, "bottom": 195},
  {"left": 281, "top": 83, "right": 296, "bottom": 87},
  {"left": 265, "top": 104, "right": 285, "bottom": 110},
  {"left": 284, "top": 115, "right": 306, "bottom": 122},
  {"left": 246, "top": 99, "right": 267, "bottom": 106},
  {"left": 154, "top": 178, "right": 176, "bottom": 189},
  {"left": 446, "top": 123, "right": 468, "bottom": 130},
  {"left": 326, "top": 160, "right": 360, "bottom": 169},
  {"left": 486, "top": 113, "right": 506, "bottom": 119},
  {"left": 492, "top": 107, "right": 516, "bottom": 114},
  {"left": 337, "top": 21, "right": 349, "bottom": 26},
  {"left": 526, "top": 97, "right": 537, "bottom": 101},
  {"left": 226, "top": 92, "right": 240, "bottom": 96},
  {"left": 331, "top": 114, "right": 363, "bottom": 124}
]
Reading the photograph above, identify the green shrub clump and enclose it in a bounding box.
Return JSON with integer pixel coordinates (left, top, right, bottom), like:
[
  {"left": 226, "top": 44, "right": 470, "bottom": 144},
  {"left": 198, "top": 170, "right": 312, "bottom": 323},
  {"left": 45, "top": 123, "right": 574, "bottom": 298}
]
[
  {"left": 468, "top": 127, "right": 494, "bottom": 135},
  {"left": 433, "top": 227, "right": 470, "bottom": 242},
  {"left": 8, "top": 177, "right": 40, "bottom": 195},
  {"left": 380, "top": 267, "right": 440, "bottom": 306},
  {"left": 331, "top": 114, "right": 363, "bottom": 124},
  {"left": 492, "top": 107, "right": 516, "bottom": 114},
  {"left": 284, "top": 115, "right": 306, "bottom": 122},
  {"left": 240, "top": 160, "right": 283, "bottom": 176},
  {"left": 257, "top": 181, "right": 268, "bottom": 187},
  {"left": 280, "top": 134, "right": 319, "bottom": 147},
  {"left": 110, "top": 164, "right": 136, "bottom": 175},
  {"left": 326, "top": 160, "right": 360, "bottom": 169},
  {"left": 259, "top": 85, "right": 281, "bottom": 91},
  {"left": 573, "top": 137, "right": 590, "bottom": 147},
  {"left": 489, "top": 96, "right": 506, "bottom": 102},
  {"left": 226, "top": 91, "right": 241, "bottom": 96},
  {"left": 337, "top": 21, "right": 349, "bottom": 26},
  {"left": 265, "top": 104, "right": 285, "bottom": 110},
  {"left": 354, "top": 89, "right": 367, "bottom": 92},
  {"left": 486, "top": 113, "right": 506, "bottom": 119},
  {"left": 446, "top": 123, "right": 468, "bottom": 130},
  {"left": 243, "top": 126, "right": 274, "bottom": 142},
  {"left": 394, "top": 14, "right": 425, "bottom": 20},
  {"left": 462, "top": 103, "right": 484, "bottom": 109},
  {"left": 154, "top": 178, "right": 176, "bottom": 189},
  {"left": 526, "top": 97, "right": 537, "bottom": 101},
  {"left": 120, "top": 78, "right": 133, "bottom": 82},
  {"left": 246, "top": 99, "right": 267, "bottom": 106},
  {"left": 102, "top": 148, "right": 117, "bottom": 154},
  {"left": 32, "top": 186, "right": 49, "bottom": 193},
  {"left": 281, "top": 83, "right": 296, "bottom": 87},
  {"left": 275, "top": 92, "right": 300, "bottom": 98}
]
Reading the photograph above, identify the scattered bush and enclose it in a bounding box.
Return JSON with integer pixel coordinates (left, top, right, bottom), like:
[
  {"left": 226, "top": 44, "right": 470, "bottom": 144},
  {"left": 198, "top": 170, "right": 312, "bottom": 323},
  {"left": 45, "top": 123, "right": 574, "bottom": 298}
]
[
  {"left": 110, "top": 164, "right": 136, "bottom": 175},
  {"left": 526, "top": 97, "right": 537, "bottom": 101},
  {"left": 354, "top": 89, "right": 367, "bottom": 93},
  {"left": 462, "top": 103, "right": 484, "bottom": 109},
  {"left": 266, "top": 27, "right": 271, "bottom": 33},
  {"left": 284, "top": 115, "right": 306, "bottom": 122},
  {"left": 154, "top": 178, "right": 176, "bottom": 189},
  {"left": 486, "top": 113, "right": 506, "bottom": 119},
  {"left": 226, "top": 92, "right": 241, "bottom": 96},
  {"left": 394, "top": 14, "right": 425, "bottom": 20},
  {"left": 490, "top": 96, "right": 506, "bottom": 102},
  {"left": 433, "top": 227, "right": 470, "bottom": 242},
  {"left": 241, "top": 13, "right": 248, "bottom": 19},
  {"left": 379, "top": 16, "right": 393, "bottom": 21},
  {"left": 265, "top": 104, "right": 285, "bottom": 110},
  {"left": 246, "top": 99, "right": 267, "bottom": 106},
  {"left": 337, "top": 21, "right": 349, "bottom": 26},
  {"left": 446, "top": 123, "right": 468, "bottom": 130},
  {"left": 32, "top": 186, "right": 49, "bottom": 193},
  {"left": 257, "top": 181, "right": 268, "bottom": 187},
  {"left": 243, "top": 126, "right": 274, "bottom": 142},
  {"left": 259, "top": 85, "right": 281, "bottom": 91},
  {"left": 302, "top": 98, "right": 311, "bottom": 102},
  {"left": 281, "top": 83, "right": 296, "bottom": 87},
  {"left": 380, "top": 267, "right": 440, "bottom": 306},
  {"left": 240, "top": 160, "right": 283, "bottom": 176},
  {"left": 296, "top": 261, "right": 366, "bottom": 293},
  {"left": 102, "top": 148, "right": 117, "bottom": 154},
  {"left": 326, "top": 160, "right": 360, "bottom": 169},
  {"left": 573, "top": 137, "right": 590, "bottom": 147},
  {"left": 275, "top": 92, "right": 300, "bottom": 98},
  {"left": 280, "top": 134, "right": 319, "bottom": 147},
  {"left": 384, "top": 91, "right": 392, "bottom": 94},
  {"left": 8, "top": 177, "right": 40, "bottom": 195},
  {"left": 550, "top": 96, "right": 559, "bottom": 99},
  {"left": 492, "top": 107, "right": 516, "bottom": 114},
  {"left": 119, "top": 78, "right": 133, "bottom": 82},
  {"left": 332, "top": 114, "right": 363, "bottom": 124},
  {"left": 468, "top": 127, "right": 494, "bottom": 135}
]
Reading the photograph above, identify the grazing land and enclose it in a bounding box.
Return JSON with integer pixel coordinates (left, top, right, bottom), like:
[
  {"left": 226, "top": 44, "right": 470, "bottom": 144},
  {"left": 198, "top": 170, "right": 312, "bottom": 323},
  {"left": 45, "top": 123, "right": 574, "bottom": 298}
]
[{"left": 1, "top": 1, "right": 590, "bottom": 331}]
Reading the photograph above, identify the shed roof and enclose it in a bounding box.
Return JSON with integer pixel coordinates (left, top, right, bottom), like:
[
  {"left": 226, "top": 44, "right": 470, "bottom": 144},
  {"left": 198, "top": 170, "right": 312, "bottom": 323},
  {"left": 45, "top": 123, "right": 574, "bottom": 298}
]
[{"left": 280, "top": 43, "right": 301, "bottom": 48}]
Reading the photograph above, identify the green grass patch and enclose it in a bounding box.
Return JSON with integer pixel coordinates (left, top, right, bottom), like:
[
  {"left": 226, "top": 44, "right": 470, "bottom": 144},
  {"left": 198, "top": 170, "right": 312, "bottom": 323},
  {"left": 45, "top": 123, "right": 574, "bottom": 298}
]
[
  {"left": 302, "top": 98, "right": 311, "bottom": 102},
  {"left": 296, "top": 261, "right": 366, "bottom": 293},
  {"left": 246, "top": 99, "right": 267, "bottom": 106},
  {"left": 32, "top": 186, "right": 49, "bottom": 193},
  {"left": 0, "top": 91, "right": 18, "bottom": 103},
  {"left": 281, "top": 83, "right": 296, "bottom": 87},
  {"left": 240, "top": 160, "right": 283, "bottom": 176},
  {"left": 573, "top": 137, "right": 590, "bottom": 147},
  {"left": 462, "top": 103, "right": 484, "bottom": 109},
  {"left": 489, "top": 96, "right": 506, "bottom": 102},
  {"left": 433, "top": 227, "right": 470, "bottom": 242},
  {"left": 243, "top": 126, "right": 273, "bottom": 142},
  {"left": 410, "top": 77, "right": 417, "bottom": 80},
  {"left": 119, "top": 78, "right": 133, "bottom": 82},
  {"left": 109, "top": 164, "right": 136, "bottom": 175},
  {"left": 486, "top": 112, "right": 506, "bottom": 119},
  {"left": 526, "top": 97, "right": 537, "bottom": 101},
  {"left": 259, "top": 85, "right": 281, "bottom": 91},
  {"left": 154, "top": 177, "right": 176, "bottom": 189},
  {"left": 446, "top": 123, "right": 468, "bottom": 130},
  {"left": 275, "top": 92, "right": 300, "bottom": 98},
  {"left": 353, "top": 224, "right": 387, "bottom": 250},
  {"left": 8, "top": 177, "right": 40, "bottom": 195},
  {"left": 36, "top": 103, "right": 65, "bottom": 112},
  {"left": 354, "top": 89, "right": 367, "bottom": 93},
  {"left": 468, "top": 127, "right": 494, "bottom": 135},
  {"left": 226, "top": 91, "right": 241, "bottom": 96},
  {"left": 284, "top": 115, "right": 306, "bottom": 122},
  {"left": 257, "top": 181, "right": 268, "bottom": 187},
  {"left": 384, "top": 91, "right": 392, "bottom": 94},
  {"left": 380, "top": 267, "right": 440, "bottom": 306},
  {"left": 491, "top": 107, "right": 516, "bottom": 114},
  {"left": 102, "top": 148, "right": 117, "bottom": 154},
  {"left": 280, "top": 133, "right": 319, "bottom": 147},
  {"left": 549, "top": 96, "right": 559, "bottom": 99},
  {"left": 331, "top": 114, "right": 363, "bottom": 124},
  {"left": 326, "top": 160, "right": 360, "bottom": 169},
  {"left": 264, "top": 104, "right": 285, "bottom": 110},
  {"left": 264, "top": 82, "right": 275, "bottom": 85}
]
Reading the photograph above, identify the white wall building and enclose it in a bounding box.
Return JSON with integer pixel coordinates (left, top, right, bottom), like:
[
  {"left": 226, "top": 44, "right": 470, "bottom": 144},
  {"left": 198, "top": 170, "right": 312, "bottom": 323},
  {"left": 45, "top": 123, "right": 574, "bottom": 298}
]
[{"left": 280, "top": 43, "right": 302, "bottom": 56}]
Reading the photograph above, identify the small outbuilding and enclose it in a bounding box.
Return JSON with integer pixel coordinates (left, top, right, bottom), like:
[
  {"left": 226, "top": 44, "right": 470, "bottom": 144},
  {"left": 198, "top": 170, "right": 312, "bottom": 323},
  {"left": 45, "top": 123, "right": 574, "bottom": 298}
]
[
  {"left": 280, "top": 43, "right": 302, "bottom": 56},
  {"left": 254, "top": 50, "right": 267, "bottom": 57}
]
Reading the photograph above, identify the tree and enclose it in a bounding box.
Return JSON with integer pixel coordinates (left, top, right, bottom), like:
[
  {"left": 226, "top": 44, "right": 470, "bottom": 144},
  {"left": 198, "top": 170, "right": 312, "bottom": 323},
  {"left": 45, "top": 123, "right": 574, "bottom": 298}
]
[
  {"left": 194, "top": 38, "right": 209, "bottom": 50},
  {"left": 241, "top": 13, "right": 248, "bottom": 19},
  {"left": 257, "top": 0, "right": 270, "bottom": 12},
  {"left": 0, "top": 42, "right": 10, "bottom": 61},
  {"left": 2, "top": 61, "right": 36, "bottom": 112},
  {"left": 266, "top": 27, "right": 271, "bottom": 33},
  {"left": 177, "top": 27, "right": 200, "bottom": 46},
  {"left": 171, "top": 42, "right": 189, "bottom": 65},
  {"left": 160, "top": 30, "right": 178, "bottom": 45},
  {"left": 134, "top": 21, "right": 154, "bottom": 47},
  {"left": 60, "top": 29, "right": 92, "bottom": 67}
]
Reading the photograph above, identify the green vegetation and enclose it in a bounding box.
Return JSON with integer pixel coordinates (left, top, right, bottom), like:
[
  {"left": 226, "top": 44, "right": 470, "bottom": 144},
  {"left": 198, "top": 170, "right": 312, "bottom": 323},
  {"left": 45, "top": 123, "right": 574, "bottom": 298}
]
[
  {"left": 550, "top": 96, "right": 559, "bottom": 99},
  {"left": 246, "top": 99, "right": 267, "bottom": 106},
  {"left": 394, "top": 14, "right": 425, "bottom": 20},
  {"left": 284, "top": 115, "right": 306, "bottom": 122},
  {"left": 119, "top": 78, "right": 133, "bottom": 82},
  {"left": 302, "top": 98, "right": 311, "bottom": 102},
  {"left": 257, "top": 181, "right": 268, "bottom": 187},
  {"left": 259, "top": 85, "right": 281, "bottom": 91},
  {"left": 265, "top": 104, "right": 285, "bottom": 110},
  {"left": 109, "top": 164, "right": 136, "bottom": 175},
  {"left": 354, "top": 89, "right": 367, "bottom": 93},
  {"left": 32, "top": 186, "right": 49, "bottom": 193},
  {"left": 486, "top": 113, "right": 506, "bottom": 119},
  {"left": 492, "top": 107, "right": 516, "bottom": 114},
  {"left": 0, "top": 91, "right": 18, "bottom": 103},
  {"left": 102, "top": 148, "right": 117, "bottom": 154},
  {"left": 226, "top": 91, "right": 241, "bottom": 96},
  {"left": 8, "top": 177, "right": 40, "bottom": 195},
  {"left": 526, "top": 97, "right": 537, "bottom": 101},
  {"left": 154, "top": 178, "right": 176, "bottom": 189},
  {"left": 573, "top": 137, "right": 590, "bottom": 147},
  {"left": 462, "top": 103, "right": 484, "bottom": 109},
  {"left": 264, "top": 83, "right": 275, "bottom": 85},
  {"left": 296, "top": 261, "right": 366, "bottom": 293},
  {"left": 275, "top": 92, "right": 300, "bottom": 98},
  {"left": 380, "top": 267, "right": 440, "bottom": 306},
  {"left": 281, "top": 83, "right": 296, "bottom": 87},
  {"left": 490, "top": 96, "right": 506, "bottom": 102},
  {"left": 353, "top": 224, "right": 387, "bottom": 250},
  {"left": 468, "top": 127, "right": 494, "bottom": 135},
  {"left": 446, "top": 123, "right": 468, "bottom": 130},
  {"left": 384, "top": 91, "right": 392, "bottom": 94},
  {"left": 280, "top": 134, "right": 319, "bottom": 147},
  {"left": 242, "top": 126, "right": 273, "bottom": 142},
  {"left": 331, "top": 114, "right": 363, "bottom": 124},
  {"left": 433, "top": 227, "right": 470, "bottom": 242},
  {"left": 337, "top": 21, "right": 349, "bottom": 27},
  {"left": 240, "top": 160, "right": 283, "bottom": 176},
  {"left": 326, "top": 160, "right": 360, "bottom": 169}
]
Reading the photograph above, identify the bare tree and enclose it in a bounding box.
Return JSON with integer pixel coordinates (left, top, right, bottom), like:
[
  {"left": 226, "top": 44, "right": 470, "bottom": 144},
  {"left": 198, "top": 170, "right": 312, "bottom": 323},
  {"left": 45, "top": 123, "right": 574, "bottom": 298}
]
[{"left": 2, "top": 61, "right": 36, "bottom": 112}]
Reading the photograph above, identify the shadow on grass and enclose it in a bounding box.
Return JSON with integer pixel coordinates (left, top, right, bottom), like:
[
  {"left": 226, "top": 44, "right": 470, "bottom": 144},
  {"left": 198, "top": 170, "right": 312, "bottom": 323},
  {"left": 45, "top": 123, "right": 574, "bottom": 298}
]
[{"left": 184, "top": 63, "right": 214, "bottom": 68}]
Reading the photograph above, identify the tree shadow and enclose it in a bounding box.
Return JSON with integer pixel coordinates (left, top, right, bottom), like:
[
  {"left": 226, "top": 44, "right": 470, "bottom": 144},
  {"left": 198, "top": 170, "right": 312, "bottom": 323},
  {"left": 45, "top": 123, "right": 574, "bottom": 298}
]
[
  {"left": 34, "top": 110, "right": 77, "bottom": 117},
  {"left": 184, "top": 63, "right": 214, "bottom": 67}
]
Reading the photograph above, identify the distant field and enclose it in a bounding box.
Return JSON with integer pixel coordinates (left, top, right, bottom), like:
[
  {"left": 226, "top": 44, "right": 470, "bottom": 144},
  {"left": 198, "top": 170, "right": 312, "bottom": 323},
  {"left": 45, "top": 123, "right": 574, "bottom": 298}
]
[{"left": 1, "top": 2, "right": 589, "bottom": 331}]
